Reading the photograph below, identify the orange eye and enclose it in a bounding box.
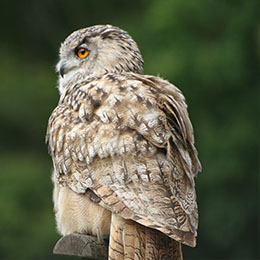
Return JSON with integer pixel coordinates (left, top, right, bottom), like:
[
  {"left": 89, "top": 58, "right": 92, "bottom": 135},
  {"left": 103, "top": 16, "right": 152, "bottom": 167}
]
[{"left": 76, "top": 47, "right": 89, "bottom": 59}]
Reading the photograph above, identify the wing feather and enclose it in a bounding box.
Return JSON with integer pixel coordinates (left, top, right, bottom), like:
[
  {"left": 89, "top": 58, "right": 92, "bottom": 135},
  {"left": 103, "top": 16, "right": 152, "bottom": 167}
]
[{"left": 46, "top": 73, "right": 201, "bottom": 247}]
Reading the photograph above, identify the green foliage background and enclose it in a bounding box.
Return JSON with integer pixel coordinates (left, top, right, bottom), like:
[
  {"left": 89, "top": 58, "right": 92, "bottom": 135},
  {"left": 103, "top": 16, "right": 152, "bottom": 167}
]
[{"left": 0, "top": 1, "right": 258, "bottom": 259}]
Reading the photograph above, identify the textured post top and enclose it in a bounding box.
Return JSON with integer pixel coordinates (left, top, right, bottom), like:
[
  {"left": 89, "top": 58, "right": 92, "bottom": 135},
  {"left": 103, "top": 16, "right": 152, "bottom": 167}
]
[{"left": 53, "top": 234, "right": 108, "bottom": 260}]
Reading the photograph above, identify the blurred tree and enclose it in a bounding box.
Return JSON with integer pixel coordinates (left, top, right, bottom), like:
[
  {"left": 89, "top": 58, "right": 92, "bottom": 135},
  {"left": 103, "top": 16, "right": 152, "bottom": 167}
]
[{"left": 0, "top": 0, "right": 258, "bottom": 259}]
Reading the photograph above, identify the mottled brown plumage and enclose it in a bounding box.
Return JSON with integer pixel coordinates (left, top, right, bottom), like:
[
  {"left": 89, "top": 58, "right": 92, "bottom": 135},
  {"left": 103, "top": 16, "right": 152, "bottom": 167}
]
[{"left": 47, "top": 25, "right": 201, "bottom": 259}]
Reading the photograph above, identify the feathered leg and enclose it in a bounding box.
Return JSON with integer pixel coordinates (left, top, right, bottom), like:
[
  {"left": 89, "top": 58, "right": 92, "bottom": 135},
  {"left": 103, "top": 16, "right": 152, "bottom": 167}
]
[{"left": 109, "top": 213, "right": 183, "bottom": 260}]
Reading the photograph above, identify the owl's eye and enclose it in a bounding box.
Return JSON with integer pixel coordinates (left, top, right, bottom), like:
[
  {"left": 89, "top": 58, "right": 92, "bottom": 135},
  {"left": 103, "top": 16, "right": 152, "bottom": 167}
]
[{"left": 76, "top": 47, "right": 89, "bottom": 59}]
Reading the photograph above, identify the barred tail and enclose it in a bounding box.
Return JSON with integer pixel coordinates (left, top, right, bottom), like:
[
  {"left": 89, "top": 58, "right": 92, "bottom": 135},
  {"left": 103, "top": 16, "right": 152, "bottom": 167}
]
[{"left": 109, "top": 213, "right": 183, "bottom": 260}]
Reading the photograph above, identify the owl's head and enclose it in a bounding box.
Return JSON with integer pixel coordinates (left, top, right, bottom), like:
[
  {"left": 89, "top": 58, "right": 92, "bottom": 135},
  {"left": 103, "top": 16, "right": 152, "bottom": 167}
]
[{"left": 56, "top": 25, "right": 144, "bottom": 94}]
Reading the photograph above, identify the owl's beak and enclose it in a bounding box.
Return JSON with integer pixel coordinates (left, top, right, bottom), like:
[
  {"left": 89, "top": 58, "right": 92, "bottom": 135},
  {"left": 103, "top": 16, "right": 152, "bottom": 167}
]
[
  {"left": 57, "top": 61, "right": 76, "bottom": 78},
  {"left": 59, "top": 64, "right": 65, "bottom": 78}
]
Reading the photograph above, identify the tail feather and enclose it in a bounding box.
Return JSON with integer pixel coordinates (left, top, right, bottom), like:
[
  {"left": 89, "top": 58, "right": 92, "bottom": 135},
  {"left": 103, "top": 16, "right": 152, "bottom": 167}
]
[
  {"left": 109, "top": 214, "right": 125, "bottom": 260},
  {"left": 109, "top": 213, "right": 183, "bottom": 260}
]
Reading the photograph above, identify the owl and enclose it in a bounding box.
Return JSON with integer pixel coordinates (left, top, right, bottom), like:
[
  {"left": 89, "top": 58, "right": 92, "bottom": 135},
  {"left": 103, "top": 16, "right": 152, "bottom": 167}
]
[{"left": 46, "top": 25, "right": 201, "bottom": 260}]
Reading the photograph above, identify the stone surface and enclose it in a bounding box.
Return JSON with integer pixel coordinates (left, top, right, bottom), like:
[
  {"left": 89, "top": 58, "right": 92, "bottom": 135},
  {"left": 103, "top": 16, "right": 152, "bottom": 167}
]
[{"left": 53, "top": 234, "right": 108, "bottom": 259}]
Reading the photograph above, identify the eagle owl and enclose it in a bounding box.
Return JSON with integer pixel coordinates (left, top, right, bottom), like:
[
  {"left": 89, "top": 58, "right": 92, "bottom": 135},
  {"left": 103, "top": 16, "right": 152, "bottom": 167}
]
[{"left": 46, "top": 25, "right": 201, "bottom": 260}]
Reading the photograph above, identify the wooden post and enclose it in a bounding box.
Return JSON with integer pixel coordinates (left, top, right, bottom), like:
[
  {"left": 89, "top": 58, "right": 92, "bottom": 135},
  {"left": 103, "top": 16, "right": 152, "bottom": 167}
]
[{"left": 53, "top": 234, "right": 108, "bottom": 260}]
